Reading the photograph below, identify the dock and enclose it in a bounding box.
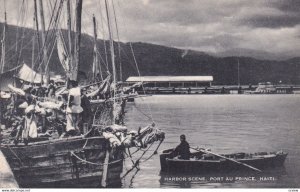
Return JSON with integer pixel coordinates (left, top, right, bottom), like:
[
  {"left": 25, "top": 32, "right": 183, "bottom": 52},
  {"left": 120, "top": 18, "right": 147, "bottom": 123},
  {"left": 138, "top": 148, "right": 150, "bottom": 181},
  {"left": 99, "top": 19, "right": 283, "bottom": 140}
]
[
  {"left": 0, "top": 151, "right": 19, "bottom": 188},
  {"left": 135, "top": 85, "right": 300, "bottom": 95}
]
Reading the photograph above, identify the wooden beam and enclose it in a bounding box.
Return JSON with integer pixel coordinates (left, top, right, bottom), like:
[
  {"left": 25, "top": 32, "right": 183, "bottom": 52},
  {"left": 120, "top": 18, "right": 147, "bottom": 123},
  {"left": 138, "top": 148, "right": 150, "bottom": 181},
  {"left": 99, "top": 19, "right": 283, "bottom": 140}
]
[{"left": 73, "top": 0, "right": 83, "bottom": 81}]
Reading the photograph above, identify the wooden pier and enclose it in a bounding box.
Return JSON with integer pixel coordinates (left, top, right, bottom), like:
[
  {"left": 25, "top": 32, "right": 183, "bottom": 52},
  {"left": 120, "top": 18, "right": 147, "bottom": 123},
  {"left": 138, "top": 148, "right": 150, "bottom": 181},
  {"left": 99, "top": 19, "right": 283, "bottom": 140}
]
[{"left": 135, "top": 85, "right": 300, "bottom": 95}]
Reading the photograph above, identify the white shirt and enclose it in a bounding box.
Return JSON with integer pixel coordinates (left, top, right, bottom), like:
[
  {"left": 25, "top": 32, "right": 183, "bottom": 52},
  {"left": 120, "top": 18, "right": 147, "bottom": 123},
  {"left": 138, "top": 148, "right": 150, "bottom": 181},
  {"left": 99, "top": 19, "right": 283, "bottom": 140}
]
[{"left": 66, "top": 87, "right": 83, "bottom": 113}]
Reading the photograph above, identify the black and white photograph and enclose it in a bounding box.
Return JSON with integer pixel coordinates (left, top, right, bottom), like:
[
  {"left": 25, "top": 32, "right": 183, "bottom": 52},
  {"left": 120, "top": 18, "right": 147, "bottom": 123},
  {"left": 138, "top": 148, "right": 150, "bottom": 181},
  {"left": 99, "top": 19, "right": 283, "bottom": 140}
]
[{"left": 0, "top": 0, "right": 299, "bottom": 190}]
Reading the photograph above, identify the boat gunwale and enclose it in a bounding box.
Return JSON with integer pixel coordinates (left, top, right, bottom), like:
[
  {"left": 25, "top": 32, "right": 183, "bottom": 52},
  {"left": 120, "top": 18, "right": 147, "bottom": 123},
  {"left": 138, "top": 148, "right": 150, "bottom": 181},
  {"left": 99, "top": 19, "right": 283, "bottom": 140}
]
[
  {"left": 166, "top": 158, "right": 223, "bottom": 163},
  {"left": 163, "top": 151, "right": 288, "bottom": 163},
  {"left": 0, "top": 136, "right": 106, "bottom": 148}
]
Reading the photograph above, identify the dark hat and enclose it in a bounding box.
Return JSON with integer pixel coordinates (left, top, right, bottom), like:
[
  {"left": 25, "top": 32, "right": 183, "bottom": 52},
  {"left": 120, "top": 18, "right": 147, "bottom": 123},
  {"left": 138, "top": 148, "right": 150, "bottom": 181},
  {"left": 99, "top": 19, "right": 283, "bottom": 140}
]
[{"left": 180, "top": 134, "right": 186, "bottom": 140}]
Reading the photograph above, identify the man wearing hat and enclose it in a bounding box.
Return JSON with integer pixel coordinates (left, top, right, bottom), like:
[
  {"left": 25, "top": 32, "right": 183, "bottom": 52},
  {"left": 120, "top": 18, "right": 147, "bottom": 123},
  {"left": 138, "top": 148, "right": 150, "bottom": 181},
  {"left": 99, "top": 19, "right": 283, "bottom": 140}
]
[{"left": 173, "top": 134, "right": 190, "bottom": 160}]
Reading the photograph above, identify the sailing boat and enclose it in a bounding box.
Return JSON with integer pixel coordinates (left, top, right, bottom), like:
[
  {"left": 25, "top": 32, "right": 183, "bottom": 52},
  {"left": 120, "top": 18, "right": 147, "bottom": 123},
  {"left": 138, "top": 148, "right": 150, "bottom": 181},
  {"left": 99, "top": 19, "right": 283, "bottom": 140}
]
[{"left": 0, "top": 0, "right": 164, "bottom": 188}]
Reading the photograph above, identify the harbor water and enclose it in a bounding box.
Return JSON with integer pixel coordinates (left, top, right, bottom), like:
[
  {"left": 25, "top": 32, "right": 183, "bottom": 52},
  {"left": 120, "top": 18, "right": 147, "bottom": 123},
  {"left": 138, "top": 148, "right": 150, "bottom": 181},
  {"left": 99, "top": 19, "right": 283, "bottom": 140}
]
[
  {"left": 123, "top": 95, "right": 300, "bottom": 188},
  {"left": 0, "top": 94, "right": 299, "bottom": 188}
]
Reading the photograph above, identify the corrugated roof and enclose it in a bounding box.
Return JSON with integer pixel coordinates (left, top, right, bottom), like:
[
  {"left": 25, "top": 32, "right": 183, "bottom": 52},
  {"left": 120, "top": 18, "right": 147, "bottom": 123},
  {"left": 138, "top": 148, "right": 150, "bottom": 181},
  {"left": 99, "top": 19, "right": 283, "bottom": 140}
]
[{"left": 126, "top": 76, "right": 213, "bottom": 82}]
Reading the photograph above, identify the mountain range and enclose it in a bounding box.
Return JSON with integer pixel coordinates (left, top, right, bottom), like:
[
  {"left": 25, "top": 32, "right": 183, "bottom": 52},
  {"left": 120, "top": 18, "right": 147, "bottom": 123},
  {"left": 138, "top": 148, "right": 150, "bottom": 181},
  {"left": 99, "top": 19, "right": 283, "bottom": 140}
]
[{"left": 1, "top": 23, "right": 300, "bottom": 85}]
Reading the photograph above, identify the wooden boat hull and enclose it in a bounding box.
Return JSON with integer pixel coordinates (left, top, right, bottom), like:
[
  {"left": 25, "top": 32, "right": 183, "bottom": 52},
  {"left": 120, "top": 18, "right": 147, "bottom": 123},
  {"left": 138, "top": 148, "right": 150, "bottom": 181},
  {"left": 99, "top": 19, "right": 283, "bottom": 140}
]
[
  {"left": 0, "top": 136, "right": 123, "bottom": 188},
  {"left": 160, "top": 150, "right": 287, "bottom": 174}
]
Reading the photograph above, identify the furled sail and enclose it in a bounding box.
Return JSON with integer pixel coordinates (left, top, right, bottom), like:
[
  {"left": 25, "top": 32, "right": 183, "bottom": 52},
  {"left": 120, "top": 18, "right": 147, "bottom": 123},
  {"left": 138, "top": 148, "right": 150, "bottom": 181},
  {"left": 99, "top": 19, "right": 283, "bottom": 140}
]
[
  {"left": 56, "top": 30, "right": 71, "bottom": 76},
  {"left": 92, "top": 44, "right": 100, "bottom": 79},
  {"left": 86, "top": 75, "right": 111, "bottom": 98}
]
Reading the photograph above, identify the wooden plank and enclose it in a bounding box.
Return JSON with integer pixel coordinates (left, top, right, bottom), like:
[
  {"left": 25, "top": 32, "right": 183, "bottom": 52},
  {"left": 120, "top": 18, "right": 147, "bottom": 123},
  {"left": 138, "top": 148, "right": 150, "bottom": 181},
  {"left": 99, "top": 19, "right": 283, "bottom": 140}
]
[{"left": 1, "top": 137, "right": 107, "bottom": 159}]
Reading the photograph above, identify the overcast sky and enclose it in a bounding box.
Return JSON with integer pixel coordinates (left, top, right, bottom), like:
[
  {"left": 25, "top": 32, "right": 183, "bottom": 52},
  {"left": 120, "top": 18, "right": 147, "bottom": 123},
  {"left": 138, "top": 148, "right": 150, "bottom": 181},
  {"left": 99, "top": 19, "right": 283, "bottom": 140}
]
[{"left": 1, "top": 0, "right": 300, "bottom": 59}]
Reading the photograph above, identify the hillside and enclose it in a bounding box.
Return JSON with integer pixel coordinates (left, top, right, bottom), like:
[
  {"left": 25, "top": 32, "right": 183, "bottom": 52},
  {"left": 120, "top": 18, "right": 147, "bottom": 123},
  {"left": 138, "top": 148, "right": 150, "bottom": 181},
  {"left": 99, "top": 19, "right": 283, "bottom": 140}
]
[{"left": 1, "top": 23, "right": 300, "bottom": 85}]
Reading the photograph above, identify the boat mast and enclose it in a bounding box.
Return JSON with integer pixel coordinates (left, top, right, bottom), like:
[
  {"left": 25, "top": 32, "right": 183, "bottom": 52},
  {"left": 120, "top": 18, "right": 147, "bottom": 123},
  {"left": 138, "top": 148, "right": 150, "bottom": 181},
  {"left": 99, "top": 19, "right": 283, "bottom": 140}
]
[
  {"left": 66, "top": 0, "right": 73, "bottom": 82},
  {"left": 105, "top": 0, "right": 116, "bottom": 122},
  {"left": 101, "top": 1, "right": 117, "bottom": 180},
  {"left": 33, "top": 0, "right": 41, "bottom": 70},
  {"left": 38, "top": 0, "right": 48, "bottom": 84},
  {"left": 1, "top": 0, "right": 7, "bottom": 73},
  {"left": 92, "top": 15, "right": 97, "bottom": 80},
  {"left": 238, "top": 58, "right": 240, "bottom": 87},
  {"left": 111, "top": 0, "right": 122, "bottom": 81},
  {"left": 73, "top": 0, "right": 83, "bottom": 82},
  {"left": 31, "top": 15, "right": 36, "bottom": 84},
  {"left": 0, "top": 0, "right": 5, "bottom": 129},
  {"left": 92, "top": 15, "right": 102, "bottom": 80}
]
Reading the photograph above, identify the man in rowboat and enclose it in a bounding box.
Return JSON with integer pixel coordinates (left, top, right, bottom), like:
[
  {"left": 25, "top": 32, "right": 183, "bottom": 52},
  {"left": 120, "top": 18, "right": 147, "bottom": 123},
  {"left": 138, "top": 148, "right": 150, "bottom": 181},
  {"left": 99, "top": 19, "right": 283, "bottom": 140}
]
[{"left": 173, "top": 134, "right": 190, "bottom": 160}]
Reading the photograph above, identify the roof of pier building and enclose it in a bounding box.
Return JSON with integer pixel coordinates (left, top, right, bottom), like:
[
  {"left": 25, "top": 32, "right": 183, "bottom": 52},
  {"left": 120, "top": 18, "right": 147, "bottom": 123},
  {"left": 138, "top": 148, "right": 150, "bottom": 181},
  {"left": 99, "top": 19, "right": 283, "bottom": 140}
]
[{"left": 126, "top": 76, "right": 213, "bottom": 83}]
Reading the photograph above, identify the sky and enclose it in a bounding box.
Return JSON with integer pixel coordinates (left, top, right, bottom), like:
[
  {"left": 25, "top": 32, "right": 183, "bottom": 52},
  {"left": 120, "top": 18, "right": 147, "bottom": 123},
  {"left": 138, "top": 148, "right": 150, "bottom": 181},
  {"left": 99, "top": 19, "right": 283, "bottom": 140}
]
[{"left": 1, "top": 0, "right": 300, "bottom": 59}]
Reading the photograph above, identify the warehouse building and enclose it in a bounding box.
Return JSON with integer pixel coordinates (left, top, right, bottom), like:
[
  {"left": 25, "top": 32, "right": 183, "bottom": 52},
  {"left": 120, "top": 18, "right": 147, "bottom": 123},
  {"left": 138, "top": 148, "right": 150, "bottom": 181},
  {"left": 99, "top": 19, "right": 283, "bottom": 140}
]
[{"left": 126, "top": 76, "right": 213, "bottom": 88}]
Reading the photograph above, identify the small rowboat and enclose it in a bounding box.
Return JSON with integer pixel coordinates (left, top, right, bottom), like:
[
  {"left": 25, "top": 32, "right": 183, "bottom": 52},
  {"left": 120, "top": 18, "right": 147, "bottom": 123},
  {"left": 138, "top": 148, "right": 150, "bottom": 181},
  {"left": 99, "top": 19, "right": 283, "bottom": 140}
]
[{"left": 160, "top": 148, "right": 287, "bottom": 174}]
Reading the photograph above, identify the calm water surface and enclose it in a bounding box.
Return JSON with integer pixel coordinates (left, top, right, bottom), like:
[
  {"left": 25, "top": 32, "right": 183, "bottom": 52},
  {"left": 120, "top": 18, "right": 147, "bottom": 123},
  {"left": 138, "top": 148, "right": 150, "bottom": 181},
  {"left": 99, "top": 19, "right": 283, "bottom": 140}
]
[{"left": 122, "top": 95, "right": 300, "bottom": 188}]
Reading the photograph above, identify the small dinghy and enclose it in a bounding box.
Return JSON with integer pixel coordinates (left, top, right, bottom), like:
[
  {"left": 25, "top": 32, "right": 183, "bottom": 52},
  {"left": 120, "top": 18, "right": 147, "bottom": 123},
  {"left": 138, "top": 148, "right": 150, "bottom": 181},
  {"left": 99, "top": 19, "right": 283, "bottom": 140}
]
[{"left": 160, "top": 148, "right": 287, "bottom": 174}]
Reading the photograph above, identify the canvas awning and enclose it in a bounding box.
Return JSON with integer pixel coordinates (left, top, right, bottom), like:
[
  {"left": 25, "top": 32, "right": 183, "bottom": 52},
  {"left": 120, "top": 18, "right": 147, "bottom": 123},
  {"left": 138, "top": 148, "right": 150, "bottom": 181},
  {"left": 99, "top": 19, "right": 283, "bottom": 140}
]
[
  {"left": 16, "top": 64, "right": 46, "bottom": 84},
  {"left": 0, "top": 64, "right": 46, "bottom": 91}
]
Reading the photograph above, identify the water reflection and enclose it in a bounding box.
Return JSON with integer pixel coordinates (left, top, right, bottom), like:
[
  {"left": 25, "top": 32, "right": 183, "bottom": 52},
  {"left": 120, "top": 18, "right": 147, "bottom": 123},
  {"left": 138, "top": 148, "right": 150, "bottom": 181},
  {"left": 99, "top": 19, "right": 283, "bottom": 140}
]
[{"left": 124, "top": 95, "right": 300, "bottom": 188}]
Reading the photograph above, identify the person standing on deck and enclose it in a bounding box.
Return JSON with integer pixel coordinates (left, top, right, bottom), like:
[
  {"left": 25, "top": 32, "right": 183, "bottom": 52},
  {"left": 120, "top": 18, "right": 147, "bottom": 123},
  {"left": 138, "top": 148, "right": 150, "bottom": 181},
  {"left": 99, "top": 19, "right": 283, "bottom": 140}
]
[
  {"left": 22, "top": 99, "right": 41, "bottom": 144},
  {"left": 174, "top": 134, "right": 190, "bottom": 160},
  {"left": 65, "top": 80, "right": 83, "bottom": 136}
]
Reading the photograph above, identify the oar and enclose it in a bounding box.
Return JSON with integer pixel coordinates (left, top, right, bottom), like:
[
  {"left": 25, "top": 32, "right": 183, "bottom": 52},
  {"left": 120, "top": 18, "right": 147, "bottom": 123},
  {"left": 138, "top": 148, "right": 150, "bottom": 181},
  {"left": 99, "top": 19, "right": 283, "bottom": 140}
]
[{"left": 190, "top": 147, "right": 262, "bottom": 172}]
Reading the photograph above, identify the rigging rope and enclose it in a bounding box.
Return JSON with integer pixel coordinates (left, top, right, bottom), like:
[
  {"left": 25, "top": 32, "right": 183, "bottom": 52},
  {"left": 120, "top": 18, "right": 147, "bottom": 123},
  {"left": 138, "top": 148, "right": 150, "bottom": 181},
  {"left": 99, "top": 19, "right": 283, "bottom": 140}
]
[
  {"left": 81, "top": 10, "right": 109, "bottom": 74},
  {"left": 121, "top": 142, "right": 154, "bottom": 179},
  {"left": 33, "top": 0, "right": 60, "bottom": 72},
  {"left": 7, "top": 145, "right": 23, "bottom": 166},
  {"left": 104, "top": 0, "right": 155, "bottom": 124},
  {"left": 70, "top": 151, "right": 123, "bottom": 166},
  {"left": 129, "top": 42, "right": 154, "bottom": 122},
  {"left": 133, "top": 104, "right": 152, "bottom": 121},
  {"left": 142, "top": 139, "right": 163, "bottom": 162},
  {"left": 44, "top": 37, "right": 57, "bottom": 73},
  {"left": 97, "top": 0, "right": 109, "bottom": 71},
  {"left": 15, "top": 0, "right": 28, "bottom": 68},
  {"left": 34, "top": 0, "right": 64, "bottom": 76},
  {"left": 111, "top": 0, "right": 122, "bottom": 81},
  {"left": 3, "top": 37, "right": 34, "bottom": 66},
  {"left": 82, "top": 8, "right": 109, "bottom": 78}
]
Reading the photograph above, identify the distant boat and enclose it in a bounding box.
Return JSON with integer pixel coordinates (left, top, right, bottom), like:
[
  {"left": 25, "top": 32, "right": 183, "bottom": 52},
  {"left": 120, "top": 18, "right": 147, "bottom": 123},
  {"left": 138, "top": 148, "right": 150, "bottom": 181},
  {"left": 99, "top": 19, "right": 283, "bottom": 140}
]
[{"left": 245, "top": 82, "right": 277, "bottom": 94}]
